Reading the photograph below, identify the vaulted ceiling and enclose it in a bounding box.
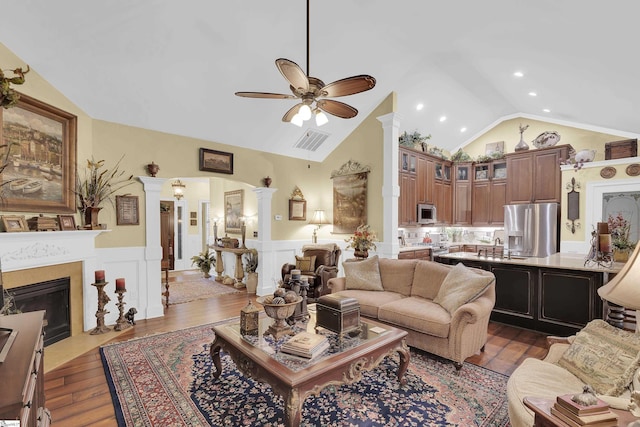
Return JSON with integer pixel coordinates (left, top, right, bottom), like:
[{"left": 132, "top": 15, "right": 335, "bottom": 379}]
[{"left": 1, "top": 1, "right": 638, "bottom": 161}]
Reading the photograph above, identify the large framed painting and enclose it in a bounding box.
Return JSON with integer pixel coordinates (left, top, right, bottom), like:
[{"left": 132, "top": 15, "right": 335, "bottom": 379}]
[
  {"left": 0, "top": 93, "right": 77, "bottom": 213},
  {"left": 331, "top": 160, "right": 370, "bottom": 234},
  {"left": 199, "top": 148, "right": 233, "bottom": 174},
  {"left": 224, "top": 189, "right": 244, "bottom": 234}
]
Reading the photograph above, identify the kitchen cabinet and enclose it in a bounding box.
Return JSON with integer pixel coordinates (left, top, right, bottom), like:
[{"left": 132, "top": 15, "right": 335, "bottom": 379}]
[
  {"left": 416, "top": 156, "right": 434, "bottom": 203},
  {"left": 506, "top": 145, "right": 572, "bottom": 204},
  {"left": 471, "top": 160, "right": 506, "bottom": 225},
  {"left": 399, "top": 173, "right": 416, "bottom": 226},
  {"left": 398, "top": 248, "right": 431, "bottom": 260},
  {"left": 400, "top": 148, "right": 417, "bottom": 174},
  {"left": 453, "top": 163, "right": 472, "bottom": 225}
]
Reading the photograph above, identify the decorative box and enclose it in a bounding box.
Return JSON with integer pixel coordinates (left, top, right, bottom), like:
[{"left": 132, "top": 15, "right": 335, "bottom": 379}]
[
  {"left": 27, "top": 215, "right": 60, "bottom": 231},
  {"left": 605, "top": 139, "right": 637, "bottom": 160},
  {"left": 316, "top": 294, "right": 360, "bottom": 335}
]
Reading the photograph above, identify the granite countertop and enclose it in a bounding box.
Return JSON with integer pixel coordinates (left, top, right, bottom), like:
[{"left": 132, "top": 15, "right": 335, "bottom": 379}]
[{"left": 436, "top": 251, "right": 623, "bottom": 273}]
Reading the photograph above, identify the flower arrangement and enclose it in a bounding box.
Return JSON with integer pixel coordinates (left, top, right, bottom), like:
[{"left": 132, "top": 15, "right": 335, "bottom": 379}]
[
  {"left": 345, "top": 224, "right": 378, "bottom": 252},
  {"left": 243, "top": 249, "right": 258, "bottom": 273},
  {"left": 75, "top": 156, "right": 134, "bottom": 212},
  {"left": 608, "top": 213, "right": 636, "bottom": 252},
  {"left": 0, "top": 65, "right": 29, "bottom": 109},
  {"left": 191, "top": 249, "right": 216, "bottom": 275},
  {"left": 399, "top": 130, "right": 431, "bottom": 151}
]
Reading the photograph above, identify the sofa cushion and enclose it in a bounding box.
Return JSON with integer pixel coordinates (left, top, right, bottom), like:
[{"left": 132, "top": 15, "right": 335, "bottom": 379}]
[
  {"left": 378, "top": 258, "right": 418, "bottom": 296},
  {"left": 378, "top": 296, "right": 451, "bottom": 338},
  {"left": 556, "top": 319, "right": 640, "bottom": 396},
  {"left": 295, "top": 255, "right": 316, "bottom": 275},
  {"left": 411, "top": 261, "right": 453, "bottom": 300},
  {"left": 433, "top": 263, "right": 494, "bottom": 313},
  {"left": 343, "top": 255, "right": 384, "bottom": 291},
  {"left": 332, "top": 290, "right": 405, "bottom": 318}
]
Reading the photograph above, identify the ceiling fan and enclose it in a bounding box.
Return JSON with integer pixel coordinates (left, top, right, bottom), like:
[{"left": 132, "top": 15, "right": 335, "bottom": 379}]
[{"left": 235, "top": 0, "right": 376, "bottom": 127}]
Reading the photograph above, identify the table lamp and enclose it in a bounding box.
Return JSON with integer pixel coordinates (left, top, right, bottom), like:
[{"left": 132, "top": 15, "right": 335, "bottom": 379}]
[{"left": 309, "top": 209, "right": 329, "bottom": 243}]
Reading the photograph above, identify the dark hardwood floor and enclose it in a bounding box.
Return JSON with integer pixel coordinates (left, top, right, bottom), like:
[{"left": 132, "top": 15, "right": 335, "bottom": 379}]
[{"left": 44, "top": 270, "right": 549, "bottom": 426}]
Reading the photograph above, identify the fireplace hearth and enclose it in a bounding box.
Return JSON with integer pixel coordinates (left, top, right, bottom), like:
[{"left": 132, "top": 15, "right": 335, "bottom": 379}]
[{"left": 11, "top": 277, "right": 71, "bottom": 346}]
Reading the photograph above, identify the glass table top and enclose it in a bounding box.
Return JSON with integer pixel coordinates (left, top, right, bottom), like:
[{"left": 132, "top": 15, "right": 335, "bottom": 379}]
[{"left": 221, "top": 304, "right": 389, "bottom": 372}]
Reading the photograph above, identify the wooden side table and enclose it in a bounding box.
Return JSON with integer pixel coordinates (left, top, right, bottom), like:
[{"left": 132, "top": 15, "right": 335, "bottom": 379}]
[{"left": 524, "top": 396, "right": 638, "bottom": 427}]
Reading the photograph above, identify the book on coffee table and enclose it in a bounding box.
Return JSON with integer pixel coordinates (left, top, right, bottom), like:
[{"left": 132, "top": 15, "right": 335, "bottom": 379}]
[
  {"left": 555, "top": 393, "right": 610, "bottom": 416},
  {"left": 550, "top": 405, "right": 617, "bottom": 427},
  {"left": 281, "top": 331, "right": 329, "bottom": 359}
]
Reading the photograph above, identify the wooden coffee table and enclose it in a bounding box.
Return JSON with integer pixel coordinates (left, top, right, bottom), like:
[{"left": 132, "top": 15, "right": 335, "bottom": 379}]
[
  {"left": 210, "top": 312, "right": 410, "bottom": 427},
  {"left": 524, "top": 397, "right": 638, "bottom": 427}
]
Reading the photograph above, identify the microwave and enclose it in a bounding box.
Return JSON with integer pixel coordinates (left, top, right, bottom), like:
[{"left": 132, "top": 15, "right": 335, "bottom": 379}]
[{"left": 417, "top": 203, "right": 437, "bottom": 224}]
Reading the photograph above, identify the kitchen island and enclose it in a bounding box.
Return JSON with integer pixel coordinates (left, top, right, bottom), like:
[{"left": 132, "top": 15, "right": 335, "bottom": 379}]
[{"left": 435, "top": 252, "right": 623, "bottom": 335}]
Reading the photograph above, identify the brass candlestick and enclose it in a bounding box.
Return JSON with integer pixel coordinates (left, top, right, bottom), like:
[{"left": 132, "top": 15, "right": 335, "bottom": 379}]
[
  {"left": 114, "top": 289, "right": 131, "bottom": 331},
  {"left": 90, "top": 281, "right": 111, "bottom": 335}
]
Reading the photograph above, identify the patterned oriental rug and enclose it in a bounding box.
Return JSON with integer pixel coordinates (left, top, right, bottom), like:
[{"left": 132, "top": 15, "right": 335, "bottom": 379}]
[
  {"left": 101, "top": 323, "right": 511, "bottom": 426},
  {"left": 165, "top": 278, "right": 241, "bottom": 305}
]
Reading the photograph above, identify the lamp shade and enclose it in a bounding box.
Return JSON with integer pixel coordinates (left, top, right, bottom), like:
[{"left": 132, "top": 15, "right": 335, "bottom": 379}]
[
  {"left": 309, "top": 209, "right": 329, "bottom": 226},
  {"left": 597, "top": 243, "right": 640, "bottom": 309}
]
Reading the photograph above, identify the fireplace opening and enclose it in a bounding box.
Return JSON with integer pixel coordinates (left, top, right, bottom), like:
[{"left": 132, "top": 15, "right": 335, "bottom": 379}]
[{"left": 11, "top": 277, "right": 71, "bottom": 346}]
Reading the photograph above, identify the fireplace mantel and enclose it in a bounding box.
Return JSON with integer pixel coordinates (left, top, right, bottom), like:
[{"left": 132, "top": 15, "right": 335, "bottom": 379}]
[{"left": 0, "top": 230, "right": 108, "bottom": 272}]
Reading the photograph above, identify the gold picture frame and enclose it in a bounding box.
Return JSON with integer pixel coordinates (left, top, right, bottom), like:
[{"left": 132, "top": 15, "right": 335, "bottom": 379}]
[
  {"left": 224, "top": 189, "right": 244, "bottom": 234},
  {"left": 116, "top": 195, "right": 139, "bottom": 225},
  {"left": 2, "top": 215, "right": 28, "bottom": 232},
  {"left": 57, "top": 214, "right": 77, "bottom": 231},
  {"left": 289, "top": 199, "right": 307, "bottom": 221},
  {"left": 0, "top": 93, "right": 77, "bottom": 213}
]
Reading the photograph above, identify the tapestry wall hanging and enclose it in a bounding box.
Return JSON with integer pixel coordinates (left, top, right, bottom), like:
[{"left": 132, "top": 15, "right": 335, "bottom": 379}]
[{"left": 331, "top": 160, "right": 370, "bottom": 234}]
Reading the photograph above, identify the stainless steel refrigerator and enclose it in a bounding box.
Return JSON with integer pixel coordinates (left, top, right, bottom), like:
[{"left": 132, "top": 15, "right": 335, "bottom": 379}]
[{"left": 504, "top": 203, "right": 558, "bottom": 257}]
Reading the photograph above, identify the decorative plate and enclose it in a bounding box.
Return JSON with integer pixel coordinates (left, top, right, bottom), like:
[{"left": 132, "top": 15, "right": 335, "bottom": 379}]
[
  {"left": 600, "top": 166, "right": 617, "bottom": 179},
  {"left": 626, "top": 164, "right": 640, "bottom": 176}
]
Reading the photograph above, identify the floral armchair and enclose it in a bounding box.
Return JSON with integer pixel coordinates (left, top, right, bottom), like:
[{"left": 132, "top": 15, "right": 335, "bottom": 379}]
[{"left": 281, "top": 243, "right": 342, "bottom": 301}]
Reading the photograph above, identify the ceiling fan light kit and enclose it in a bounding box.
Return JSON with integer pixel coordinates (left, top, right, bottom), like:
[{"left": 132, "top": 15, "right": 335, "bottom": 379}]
[{"left": 234, "top": 0, "right": 375, "bottom": 127}]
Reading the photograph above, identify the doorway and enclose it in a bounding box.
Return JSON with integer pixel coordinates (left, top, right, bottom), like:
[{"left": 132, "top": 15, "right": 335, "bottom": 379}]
[{"left": 160, "top": 200, "right": 175, "bottom": 270}]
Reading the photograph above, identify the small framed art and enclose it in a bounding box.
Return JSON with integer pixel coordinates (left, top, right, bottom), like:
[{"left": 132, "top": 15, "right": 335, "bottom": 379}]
[
  {"left": 116, "top": 195, "right": 140, "bottom": 225},
  {"left": 289, "top": 199, "right": 307, "bottom": 221},
  {"left": 199, "top": 148, "right": 234, "bottom": 174},
  {"left": 57, "top": 214, "right": 77, "bottom": 231},
  {"left": 1, "top": 215, "right": 29, "bottom": 232}
]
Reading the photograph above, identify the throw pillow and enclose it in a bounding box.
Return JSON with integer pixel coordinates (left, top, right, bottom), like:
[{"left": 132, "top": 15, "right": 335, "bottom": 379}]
[
  {"left": 295, "top": 255, "right": 316, "bottom": 275},
  {"left": 557, "top": 319, "right": 640, "bottom": 396},
  {"left": 343, "top": 255, "right": 384, "bottom": 291},
  {"left": 433, "top": 262, "right": 494, "bottom": 314}
]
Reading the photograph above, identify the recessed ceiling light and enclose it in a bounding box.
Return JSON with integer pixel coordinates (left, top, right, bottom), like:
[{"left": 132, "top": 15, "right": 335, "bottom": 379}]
[
  {"left": 543, "top": 108, "right": 551, "bottom": 113},
  {"left": 528, "top": 92, "right": 537, "bottom": 97},
  {"left": 513, "top": 71, "right": 524, "bottom": 77},
  {"left": 460, "top": 127, "right": 467, "bottom": 133},
  {"left": 439, "top": 116, "right": 447, "bottom": 122},
  {"left": 416, "top": 103, "right": 424, "bottom": 111}
]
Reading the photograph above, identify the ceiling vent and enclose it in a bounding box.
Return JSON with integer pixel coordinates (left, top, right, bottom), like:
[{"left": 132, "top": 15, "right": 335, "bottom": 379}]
[{"left": 293, "top": 129, "right": 329, "bottom": 152}]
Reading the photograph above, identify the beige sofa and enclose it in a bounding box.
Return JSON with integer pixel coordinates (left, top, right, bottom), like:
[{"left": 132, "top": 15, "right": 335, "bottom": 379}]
[
  {"left": 327, "top": 256, "right": 496, "bottom": 368},
  {"left": 507, "top": 319, "right": 640, "bottom": 427}
]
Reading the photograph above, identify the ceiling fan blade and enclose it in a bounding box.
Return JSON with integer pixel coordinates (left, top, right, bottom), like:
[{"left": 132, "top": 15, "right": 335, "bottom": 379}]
[
  {"left": 235, "top": 91, "right": 297, "bottom": 99},
  {"left": 275, "top": 58, "right": 309, "bottom": 94},
  {"left": 320, "top": 75, "right": 376, "bottom": 98},
  {"left": 282, "top": 103, "right": 303, "bottom": 122},
  {"left": 317, "top": 99, "right": 358, "bottom": 119}
]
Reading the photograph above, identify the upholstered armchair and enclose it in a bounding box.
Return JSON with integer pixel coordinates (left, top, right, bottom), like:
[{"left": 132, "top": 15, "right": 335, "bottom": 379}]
[{"left": 281, "top": 243, "right": 342, "bottom": 301}]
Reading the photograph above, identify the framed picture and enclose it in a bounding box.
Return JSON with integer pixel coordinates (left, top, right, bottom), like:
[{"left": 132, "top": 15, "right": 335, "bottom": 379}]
[
  {"left": 199, "top": 148, "right": 233, "bottom": 174},
  {"left": 289, "top": 199, "right": 307, "bottom": 221},
  {"left": 224, "top": 189, "right": 243, "bottom": 234},
  {"left": 0, "top": 93, "right": 77, "bottom": 213},
  {"left": 57, "top": 214, "right": 77, "bottom": 231},
  {"left": 485, "top": 141, "right": 504, "bottom": 156},
  {"left": 116, "top": 195, "right": 139, "bottom": 225},
  {"left": 1, "top": 215, "right": 28, "bottom": 232}
]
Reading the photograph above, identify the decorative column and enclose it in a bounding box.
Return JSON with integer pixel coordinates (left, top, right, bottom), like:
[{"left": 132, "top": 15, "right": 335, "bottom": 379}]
[
  {"left": 378, "top": 112, "right": 402, "bottom": 259},
  {"left": 253, "top": 187, "right": 277, "bottom": 296},
  {"left": 138, "top": 176, "right": 166, "bottom": 320}
]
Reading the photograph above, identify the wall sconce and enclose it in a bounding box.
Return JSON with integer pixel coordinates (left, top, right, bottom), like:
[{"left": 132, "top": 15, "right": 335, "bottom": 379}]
[
  {"left": 172, "top": 180, "right": 186, "bottom": 200},
  {"left": 309, "top": 209, "right": 330, "bottom": 243}
]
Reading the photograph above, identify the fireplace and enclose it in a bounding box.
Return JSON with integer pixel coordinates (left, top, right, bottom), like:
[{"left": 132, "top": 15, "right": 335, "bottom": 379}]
[{"left": 11, "top": 277, "right": 71, "bottom": 346}]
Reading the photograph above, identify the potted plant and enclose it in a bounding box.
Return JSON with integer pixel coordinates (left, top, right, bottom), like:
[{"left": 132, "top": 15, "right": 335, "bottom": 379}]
[
  {"left": 0, "top": 65, "right": 29, "bottom": 109},
  {"left": 608, "top": 213, "right": 636, "bottom": 262},
  {"left": 399, "top": 130, "right": 431, "bottom": 151},
  {"left": 345, "top": 224, "right": 378, "bottom": 259},
  {"left": 243, "top": 249, "right": 259, "bottom": 294},
  {"left": 191, "top": 249, "right": 216, "bottom": 278},
  {"left": 74, "top": 156, "right": 134, "bottom": 229}
]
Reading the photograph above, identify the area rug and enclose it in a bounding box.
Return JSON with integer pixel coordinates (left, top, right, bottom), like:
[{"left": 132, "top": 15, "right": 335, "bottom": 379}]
[
  {"left": 101, "top": 323, "right": 510, "bottom": 426},
  {"left": 165, "top": 278, "right": 241, "bottom": 305}
]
